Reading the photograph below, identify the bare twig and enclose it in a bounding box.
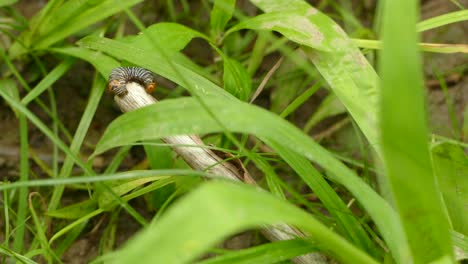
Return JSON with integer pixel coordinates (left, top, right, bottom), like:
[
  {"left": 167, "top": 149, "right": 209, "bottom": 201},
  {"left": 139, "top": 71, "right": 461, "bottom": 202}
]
[
  {"left": 113, "top": 82, "right": 329, "bottom": 264},
  {"left": 249, "top": 56, "right": 284, "bottom": 103}
]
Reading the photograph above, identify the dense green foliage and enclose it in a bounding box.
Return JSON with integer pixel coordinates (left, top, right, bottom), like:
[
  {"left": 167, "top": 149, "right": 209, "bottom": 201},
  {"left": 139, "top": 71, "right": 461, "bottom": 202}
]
[{"left": 0, "top": 0, "right": 467, "bottom": 263}]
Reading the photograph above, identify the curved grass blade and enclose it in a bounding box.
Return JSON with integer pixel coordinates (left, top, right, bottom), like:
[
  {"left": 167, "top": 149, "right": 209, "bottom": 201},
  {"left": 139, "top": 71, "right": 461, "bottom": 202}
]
[
  {"left": 417, "top": 10, "right": 468, "bottom": 32},
  {"left": 111, "top": 181, "right": 378, "bottom": 264},
  {"left": 197, "top": 239, "right": 316, "bottom": 264}
]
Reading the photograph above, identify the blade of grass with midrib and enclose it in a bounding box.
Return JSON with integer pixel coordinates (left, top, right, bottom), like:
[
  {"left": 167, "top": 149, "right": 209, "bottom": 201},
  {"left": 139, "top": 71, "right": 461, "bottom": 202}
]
[{"left": 379, "top": 0, "right": 453, "bottom": 263}]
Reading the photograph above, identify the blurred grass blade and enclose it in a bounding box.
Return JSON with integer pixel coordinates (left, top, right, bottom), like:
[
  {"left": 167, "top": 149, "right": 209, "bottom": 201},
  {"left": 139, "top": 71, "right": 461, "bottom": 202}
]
[
  {"left": 0, "top": 0, "right": 17, "bottom": 7},
  {"left": 0, "top": 245, "right": 38, "bottom": 264},
  {"left": 379, "top": 0, "right": 453, "bottom": 263},
  {"left": 0, "top": 79, "right": 20, "bottom": 114},
  {"left": 210, "top": 0, "right": 236, "bottom": 39},
  {"left": 353, "top": 39, "right": 468, "bottom": 54},
  {"left": 112, "top": 181, "right": 378, "bottom": 264},
  {"left": 197, "top": 239, "right": 316, "bottom": 264},
  {"left": 417, "top": 10, "right": 468, "bottom": 32},
  {"left": 303, "top": 93, "right": 346, "bottom": 133},
  {"left": 93, "top": 97, "right": 405, "bottom": 261},
  {"left": 46, "top": 200, "right": 97, "bottom": 219},
  {"left": 431, "top": 142, "right": 468, "bottom": 235}
]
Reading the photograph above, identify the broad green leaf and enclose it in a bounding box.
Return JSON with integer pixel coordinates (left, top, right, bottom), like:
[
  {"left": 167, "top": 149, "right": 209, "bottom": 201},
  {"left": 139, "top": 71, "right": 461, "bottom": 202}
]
[
  {"left": 210, "top": 0, "right": 236, "bottom": 38},
  {"left": 227, "top": 11, "right": 333, "bottom": 52},
  {"left": 379, "top": 0, "right": 453, "bottom": 263},
  {"left": 431, "top": 142, "right": 468, "bottom": 236},
  {"left": 94, "top": 97, "right": 404, "bottom": 262},
  {"left": 50, "top": 47, "right": 120, "bottom": 77},
  {"left": 121, "top": 22, "right": 208, "bottom": 55},
  {"left": 244, "top": 0, "right": 381, "bottom": 157},
  {"left": 112, "top": 181, "right": 378, "bottom": 264},
  {"left": 417, "top": 10, "right": 468, "bottom": 32},
  {"left": 197, "top": 239, "right": 316, "bottom": 264},
  {"left": 78, "top": 36, "right": 233, "bottom": 99},
  {"left": 304, "top": 93, "right": 346, "bottom": 132},
  {"left": 222, "top": 56, "right": 252, "bottom": 100}
]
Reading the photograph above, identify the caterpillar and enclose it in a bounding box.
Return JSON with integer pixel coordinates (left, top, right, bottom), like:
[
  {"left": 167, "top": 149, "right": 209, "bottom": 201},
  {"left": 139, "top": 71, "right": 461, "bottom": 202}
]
[{"left": 108, "top": 67, "right": 156, "bottom": 97}]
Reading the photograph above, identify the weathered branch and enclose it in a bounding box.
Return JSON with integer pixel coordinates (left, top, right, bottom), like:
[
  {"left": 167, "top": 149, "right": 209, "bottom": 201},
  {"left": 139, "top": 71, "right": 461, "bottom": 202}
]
[{"left": 113, "top": 82, "right": 329, "bottom": 264}]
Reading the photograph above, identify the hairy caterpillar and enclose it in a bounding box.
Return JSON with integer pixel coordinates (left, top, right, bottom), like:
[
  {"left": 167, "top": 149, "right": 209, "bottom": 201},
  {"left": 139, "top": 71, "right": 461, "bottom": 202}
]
[{"left": 108, "top": 67, "right": 156, "bottom": 97}]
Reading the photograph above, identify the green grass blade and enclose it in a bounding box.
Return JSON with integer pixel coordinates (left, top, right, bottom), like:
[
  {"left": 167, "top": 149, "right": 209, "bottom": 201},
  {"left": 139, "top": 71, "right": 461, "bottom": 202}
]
[
  {"left": 0, "top": 85, "right": 93, "bottom": 176},
  {"left": 0, "top": 245, "right": 38, "bottom": 264},
  {"left": 222, "top": 55, "right": 252, "bottom": 100},
  {"left": 379, "top": 0, "right": 454, "bottom": 263},
  {"left": 33, "top": 0, "right": 143, "bottom": 50},
  {"left": 197, "top": 239, "right": 317, "bottom": 264},
  {"left": 48, "top": 75, "right": 105, "bottom": 211},
  {"left": 353, "top": 38, "right": 468, "bottom": 54},
  {"left": 12, "top": 115, "right": 29, "bottom": 254},
  {"left": 112, "top": 181, "right": 378, "bottom": 264},
  {"left": 417, "top": 10, "right": 468, "bottom": 32},
  {"left": 21, "top": 57, "right": 75, "bottom": 105}
]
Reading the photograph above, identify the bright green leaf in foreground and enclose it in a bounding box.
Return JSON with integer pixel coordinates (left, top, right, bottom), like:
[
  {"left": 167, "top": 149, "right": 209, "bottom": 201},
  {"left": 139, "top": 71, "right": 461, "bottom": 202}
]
[
  {"left": 111, "top": 181, "right": 377, "bottom": 264},
  {"left": 379, "top": 0, "right": 453, "bottom": 263}
]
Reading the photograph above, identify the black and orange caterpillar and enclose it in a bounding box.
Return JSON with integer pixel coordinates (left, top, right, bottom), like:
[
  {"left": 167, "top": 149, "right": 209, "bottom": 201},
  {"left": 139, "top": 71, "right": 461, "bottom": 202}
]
[{"left": 108, "top": 67, "right": 156, "bottom": 97}]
